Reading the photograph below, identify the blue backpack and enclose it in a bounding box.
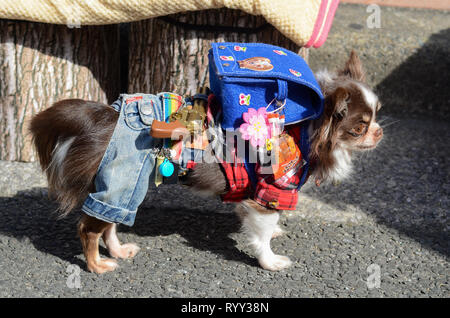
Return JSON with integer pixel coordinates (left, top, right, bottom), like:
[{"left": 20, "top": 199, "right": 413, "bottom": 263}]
[{"left": 208, "top": 42, "right": 324, "bottom": 130}]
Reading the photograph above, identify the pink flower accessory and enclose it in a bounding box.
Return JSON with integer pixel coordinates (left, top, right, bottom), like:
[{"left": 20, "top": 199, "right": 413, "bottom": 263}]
[{"left": 239, "top": 108, "right": 270, "bottom": 148}]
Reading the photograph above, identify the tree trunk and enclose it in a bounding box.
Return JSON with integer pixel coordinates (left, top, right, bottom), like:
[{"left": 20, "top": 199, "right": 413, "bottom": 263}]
[
  {"left": 128, "top": 8, "right": 305, "bottom": 95},
  {"left": 1, "top": 9, "right": 307, "bottom": 162},
  {"left": 0, "top": 21, "right": 120, "bottom": 162}
]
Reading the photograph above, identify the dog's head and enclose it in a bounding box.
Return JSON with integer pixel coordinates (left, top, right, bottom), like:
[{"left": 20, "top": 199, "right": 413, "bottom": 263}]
[{"left": 311, "top": 51, "right": 383, "bottom": 183}]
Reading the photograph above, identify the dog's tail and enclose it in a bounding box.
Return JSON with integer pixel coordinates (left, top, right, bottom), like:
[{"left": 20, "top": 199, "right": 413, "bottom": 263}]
[{"left": 29, "top": 99, "right": 118, "bottom": 216}]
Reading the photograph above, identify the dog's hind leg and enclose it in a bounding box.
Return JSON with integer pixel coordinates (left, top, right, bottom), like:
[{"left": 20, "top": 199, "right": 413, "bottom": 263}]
[
  {"left": 78, "top": 214, "right": 118, "bottom": 274},
  {"left": 102, "top": 224, "right": 140, "bottom": 259},
  {"left": 239, "top": 200, "right": 292, "bottom": 271}
]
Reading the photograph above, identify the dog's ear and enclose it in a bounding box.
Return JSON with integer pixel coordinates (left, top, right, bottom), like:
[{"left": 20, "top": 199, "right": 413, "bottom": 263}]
[
  {"left": 312, "top": 86, "right": 349, "bottom": 159},
  {"left": 338, "top": 50, "right": 365, "bottom": 82},
  {"left": 329, "top": 87, "right": 349, "bottom": 119}
]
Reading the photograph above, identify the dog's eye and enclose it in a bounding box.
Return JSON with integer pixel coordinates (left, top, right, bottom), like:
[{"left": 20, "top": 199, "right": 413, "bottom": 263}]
[{"left": 348, "top": 123, "right": 368, "bottom": 137}]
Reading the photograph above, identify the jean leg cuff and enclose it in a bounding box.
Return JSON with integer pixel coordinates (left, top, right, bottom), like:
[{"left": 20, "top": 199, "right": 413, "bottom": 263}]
[{"left": 81, "top": 194, "right": 137, "bottom": 226}]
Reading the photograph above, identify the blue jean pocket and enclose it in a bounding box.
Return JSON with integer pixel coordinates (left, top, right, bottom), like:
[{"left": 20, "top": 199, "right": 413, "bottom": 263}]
[{"left": 124, "top": 99, "right": 156, "bottom": 130}]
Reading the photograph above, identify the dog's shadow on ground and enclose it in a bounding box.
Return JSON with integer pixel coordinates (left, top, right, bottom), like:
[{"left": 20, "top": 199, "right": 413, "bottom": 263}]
[
  {"left": 0, "top": 187, "right": 255, "bottom": 269},
  {"left": 122, "top": 186, "right": 257, "bottom": 266},
  {"left": 0, "top": 190, "right": 85, "bottom": 268}
]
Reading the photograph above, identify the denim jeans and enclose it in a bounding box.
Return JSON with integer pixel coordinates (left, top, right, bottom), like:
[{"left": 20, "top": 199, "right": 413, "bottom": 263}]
[{"left": 81, "top": 93, "right": 175, "bottom": 226}]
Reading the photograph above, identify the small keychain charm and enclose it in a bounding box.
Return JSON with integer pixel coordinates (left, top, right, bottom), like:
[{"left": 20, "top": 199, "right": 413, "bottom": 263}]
[
  {"left": 267, "top": 113, "right": 280, "bottom": 137},
  {"left": 155, "top": 148, "right": 175, "bottom": 187},
  {"left": 159, "top": 158, "right": 174, "bottom": 178},
  {"left": 266, "top": 139, "right": 273, "bottom": 152},
  {"left": 154, "top": 154, "right": 165, "bottom": 187},
  {"left": 279, "top": 115, "right": 285, "bottom": 133},
  {"left": 160, "top": 148, "right": 175, "bottom": 178}
]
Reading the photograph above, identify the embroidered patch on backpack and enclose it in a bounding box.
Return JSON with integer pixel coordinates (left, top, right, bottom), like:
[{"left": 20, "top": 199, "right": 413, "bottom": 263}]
[
  {"left": 220, "top": 56, "right": 234, "bottom": 61},
  {"left": 234, "top": 45, "right": 247, "bottom": 52},
  {"left": 289, "top": 69, "right": 302, "bottom": 77},
  {"left": 238, "top": 57, "right": 273, "bottom": 71},
  {"left": 273, "top": 50, "right": 287, "bottom": 56},
  {"left": 239, "top": 93, "right": 251, "bottom": 106}
]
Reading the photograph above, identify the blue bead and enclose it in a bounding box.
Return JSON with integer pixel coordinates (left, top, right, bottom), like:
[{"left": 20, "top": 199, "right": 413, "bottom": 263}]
[{"left": 159, "top": 159, "right": 174, "bottom": 177}]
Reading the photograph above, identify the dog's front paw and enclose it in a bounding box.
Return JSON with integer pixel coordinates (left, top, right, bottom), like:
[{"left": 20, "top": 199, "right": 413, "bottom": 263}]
[
  {"left": 259, "top": 254, "right": 292, "bottom": 271},
  {"left": 109, "top": 243, "right": 140, "bottom": 259},
  {"left": 87, "top": 258, "right": 118, "bottom": 274}
]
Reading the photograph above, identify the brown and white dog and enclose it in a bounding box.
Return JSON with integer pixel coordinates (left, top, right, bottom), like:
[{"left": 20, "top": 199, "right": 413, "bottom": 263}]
[{"left": 29, "top": 51, "right": 383, "bottom": 273}]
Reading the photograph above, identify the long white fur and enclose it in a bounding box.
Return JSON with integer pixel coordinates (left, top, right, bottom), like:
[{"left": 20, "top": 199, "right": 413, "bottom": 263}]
[
  {"left": 240, "top": 201, "right": 292, "bottom": 271},
  {"left": 329, "top": 146, "right": 353, "bottom": 182},
  {"left": 315, "top": 69, "right": 334, "bottom": 87},
  {"left": 356, "top": 82, "right": 378, "bottom": 112},
  {"left": 47, "top": 137, "right": 75, "bottom": 186}
]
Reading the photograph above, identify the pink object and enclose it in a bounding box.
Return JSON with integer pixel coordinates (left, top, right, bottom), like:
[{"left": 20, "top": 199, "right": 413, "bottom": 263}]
[
  {"left": 305, "top": 0, "right": 340, "bottom": 48},
  {"left": 239, "top": 108, "right": 270, "bottom": 148},
  {"left": 314, "top": 0, "right": 340, "bottom": 48}
]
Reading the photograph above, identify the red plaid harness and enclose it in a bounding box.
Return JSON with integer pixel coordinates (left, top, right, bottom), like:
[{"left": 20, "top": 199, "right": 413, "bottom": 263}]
[
  {"left": 186, "top": 95, "right": 310, "bottom": 211},
  {"left": 219, "top": 125, "right": 305, "bottom": 210}
]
